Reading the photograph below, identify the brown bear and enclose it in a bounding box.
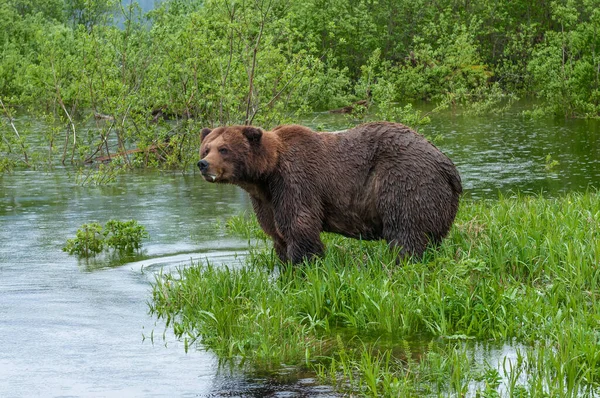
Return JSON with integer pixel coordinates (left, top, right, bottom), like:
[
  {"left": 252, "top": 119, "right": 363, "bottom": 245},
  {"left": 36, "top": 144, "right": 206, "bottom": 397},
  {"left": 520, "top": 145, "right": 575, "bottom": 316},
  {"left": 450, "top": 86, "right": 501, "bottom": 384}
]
[{"left": 198, "top": 122, "right": 462, "bottom": 264}]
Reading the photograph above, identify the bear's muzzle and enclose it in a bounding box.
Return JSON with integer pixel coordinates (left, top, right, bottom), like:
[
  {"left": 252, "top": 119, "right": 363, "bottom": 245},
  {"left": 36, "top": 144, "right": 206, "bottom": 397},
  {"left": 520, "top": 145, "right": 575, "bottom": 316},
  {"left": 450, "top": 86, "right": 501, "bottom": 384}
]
[
  {"left": 197, "top": 160, "right": 217, "bottom": 182},
  {"left": 198, "top": 159, "right": 209, "bottom": 172}
]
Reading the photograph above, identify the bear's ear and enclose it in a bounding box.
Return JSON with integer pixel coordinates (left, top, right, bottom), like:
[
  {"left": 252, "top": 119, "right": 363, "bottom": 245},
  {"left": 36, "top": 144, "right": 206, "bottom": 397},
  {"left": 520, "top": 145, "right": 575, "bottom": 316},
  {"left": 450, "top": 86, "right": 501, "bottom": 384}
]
[
  {"left": 242, "top": 126, "right": 262, "bottom": 144},
  {"left": 201, "top": 128, "right": 212, "bottom": 142}
]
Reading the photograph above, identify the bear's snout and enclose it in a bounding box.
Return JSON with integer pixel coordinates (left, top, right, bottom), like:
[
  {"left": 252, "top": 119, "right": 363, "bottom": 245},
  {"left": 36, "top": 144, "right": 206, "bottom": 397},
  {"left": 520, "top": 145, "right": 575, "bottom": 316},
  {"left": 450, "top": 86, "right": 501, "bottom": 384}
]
[{"left": 198, "top": 159, "right": 209, "bottom": 172}]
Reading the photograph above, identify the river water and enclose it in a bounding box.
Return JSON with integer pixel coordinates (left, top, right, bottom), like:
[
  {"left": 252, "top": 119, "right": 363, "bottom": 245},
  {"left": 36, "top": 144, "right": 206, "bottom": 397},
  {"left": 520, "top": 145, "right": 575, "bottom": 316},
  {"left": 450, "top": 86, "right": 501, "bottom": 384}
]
[{"left": 1, "top": 110, "right": 599, "bottom": 396}]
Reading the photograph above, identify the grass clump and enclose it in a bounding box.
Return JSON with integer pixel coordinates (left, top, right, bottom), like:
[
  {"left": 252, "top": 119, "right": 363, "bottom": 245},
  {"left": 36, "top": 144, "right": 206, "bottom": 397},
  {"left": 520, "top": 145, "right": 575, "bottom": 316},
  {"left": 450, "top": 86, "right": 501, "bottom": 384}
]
[{"left": 150, "top": 191, "right": 600, "bottom": 396}]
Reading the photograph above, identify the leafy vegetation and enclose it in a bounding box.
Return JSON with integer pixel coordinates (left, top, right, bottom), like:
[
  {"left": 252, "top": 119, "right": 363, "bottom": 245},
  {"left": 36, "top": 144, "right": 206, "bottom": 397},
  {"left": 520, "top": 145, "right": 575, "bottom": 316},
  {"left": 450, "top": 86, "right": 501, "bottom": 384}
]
[
  {"left": 150, "top": 190, "right": 600, "bottom": 396},
  {"left": 1, "top": 0, "right": 600, "bottom": 172},
  {"left": 63, "top": 222, "right": 105, "bottom": 257},
  {"left": 63, "top": 219, "right": 148, "bottom": 256}
]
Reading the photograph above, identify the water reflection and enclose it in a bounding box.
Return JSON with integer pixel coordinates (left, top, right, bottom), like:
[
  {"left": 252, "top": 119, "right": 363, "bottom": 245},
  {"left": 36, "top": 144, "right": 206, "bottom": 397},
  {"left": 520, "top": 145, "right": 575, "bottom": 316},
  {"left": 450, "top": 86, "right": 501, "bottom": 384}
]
[{"left": 209, "top": 368, "right": 338, "bottom": 397}]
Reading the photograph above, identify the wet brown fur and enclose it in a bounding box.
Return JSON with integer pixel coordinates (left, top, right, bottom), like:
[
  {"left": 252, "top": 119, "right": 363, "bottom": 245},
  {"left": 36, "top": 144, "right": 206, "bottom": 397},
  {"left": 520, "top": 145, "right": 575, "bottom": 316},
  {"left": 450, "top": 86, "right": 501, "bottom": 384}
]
[{"left": 199, "top": 122, "right": 462, "bottom": 264}]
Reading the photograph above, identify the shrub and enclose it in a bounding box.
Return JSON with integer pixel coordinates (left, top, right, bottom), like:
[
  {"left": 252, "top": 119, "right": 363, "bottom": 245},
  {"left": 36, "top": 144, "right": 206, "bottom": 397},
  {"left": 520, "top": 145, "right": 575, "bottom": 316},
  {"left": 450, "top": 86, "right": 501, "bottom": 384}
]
[
  {"left": 62, "top": 222, "right": 104, "bottom": 257},
  {"left": 63, "top": 219, "right": 148, "bottom": 257},
  {"left": 103, "top": 219, "right": 149, "bottom": 252}
]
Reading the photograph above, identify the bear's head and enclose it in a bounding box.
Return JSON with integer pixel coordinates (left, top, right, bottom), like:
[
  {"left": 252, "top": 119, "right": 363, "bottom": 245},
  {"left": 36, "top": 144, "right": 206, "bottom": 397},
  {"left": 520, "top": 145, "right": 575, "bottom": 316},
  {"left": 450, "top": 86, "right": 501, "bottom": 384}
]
[{"left": 198, "top": 125, "right": 278, "bottom": 184}]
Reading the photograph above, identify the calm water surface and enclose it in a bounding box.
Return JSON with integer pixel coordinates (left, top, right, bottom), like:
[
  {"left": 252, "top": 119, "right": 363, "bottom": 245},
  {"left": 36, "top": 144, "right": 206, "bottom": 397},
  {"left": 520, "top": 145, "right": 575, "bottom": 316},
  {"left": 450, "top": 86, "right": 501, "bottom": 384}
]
[{"left": 1, "top": 110, "right": 599, "bottom": 396}]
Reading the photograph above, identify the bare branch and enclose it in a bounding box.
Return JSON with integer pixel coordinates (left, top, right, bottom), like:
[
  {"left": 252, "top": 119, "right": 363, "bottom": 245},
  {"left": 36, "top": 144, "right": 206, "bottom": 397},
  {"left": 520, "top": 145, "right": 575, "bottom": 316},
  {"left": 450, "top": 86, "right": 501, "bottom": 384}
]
[
  {"left": 248, "top": 65, "right": 304, "bottom": 125},
  {"left": 244, "top": 0, "right": 273, "bottom": 125},
  {"left": 244, "top": 22, "right": 265, "bottom": 125},
  {"left": 0, "top": 98, "right": 30, "bottom": 166}
]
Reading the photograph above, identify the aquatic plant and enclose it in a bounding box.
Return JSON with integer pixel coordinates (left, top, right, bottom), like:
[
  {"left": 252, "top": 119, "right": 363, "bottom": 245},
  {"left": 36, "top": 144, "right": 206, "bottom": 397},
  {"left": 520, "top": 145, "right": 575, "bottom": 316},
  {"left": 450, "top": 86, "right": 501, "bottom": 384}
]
[
  {"left": 75, "top": 162, "right": 126, "bottom": 186},
  {"left": 544, "top": 153, "right": 560, "bottom": 171},
  {"left": 63, "top": 219, "right": 148, "bottom": 257},
  {"left": 150, "top": 190, "right": 600, "bottom": 395},
  {"left": 62, "top": 222, "right": 105, "bottom": 257},
  {"left": 103, "top": 219, "right": 149, "bottom": 253}
]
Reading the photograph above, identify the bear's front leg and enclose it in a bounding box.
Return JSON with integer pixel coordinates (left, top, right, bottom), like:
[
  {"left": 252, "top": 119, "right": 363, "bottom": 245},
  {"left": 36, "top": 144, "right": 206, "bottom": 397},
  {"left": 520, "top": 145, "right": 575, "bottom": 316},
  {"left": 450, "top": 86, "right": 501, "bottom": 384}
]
[
  {"left": 287, "top": 236, "right": 325, "bottom": 265},
  {"left": 272, "top": 239, "right": 288, "bottom": 263},
  {"left": 275, "top": 209, "right": 325, "bottom": 265},
  {"left": 251, "top": 197, "right": 289, "bottom": 262}
]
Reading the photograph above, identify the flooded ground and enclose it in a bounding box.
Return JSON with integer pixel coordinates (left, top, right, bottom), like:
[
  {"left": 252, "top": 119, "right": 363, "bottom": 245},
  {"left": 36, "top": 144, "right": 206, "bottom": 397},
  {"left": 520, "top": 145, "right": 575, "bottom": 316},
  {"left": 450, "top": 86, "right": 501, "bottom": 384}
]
[{"left": 1, "top": 109, "right": 599, "bottom": 396}]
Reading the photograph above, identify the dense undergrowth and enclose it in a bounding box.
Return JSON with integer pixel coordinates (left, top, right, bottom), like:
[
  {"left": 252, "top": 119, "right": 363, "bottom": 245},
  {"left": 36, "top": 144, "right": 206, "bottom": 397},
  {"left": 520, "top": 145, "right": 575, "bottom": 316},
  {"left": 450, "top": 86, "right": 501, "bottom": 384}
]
[
  {"left": 150, "top": 191, "right": 600, "bottom": 396},
  {"left": 2, "top": 0, "right": 600, "bottom": 173}
]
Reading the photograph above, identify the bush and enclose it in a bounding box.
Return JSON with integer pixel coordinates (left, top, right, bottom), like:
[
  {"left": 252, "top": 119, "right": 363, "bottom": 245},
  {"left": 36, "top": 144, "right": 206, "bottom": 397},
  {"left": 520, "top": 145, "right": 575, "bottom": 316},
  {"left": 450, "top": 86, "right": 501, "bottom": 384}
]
[
  {"left": 63, "top": 219, "right": 148, "bottom": 257},
  {"left": 528, "top": 1, "right": 600, "bottom": 118},
  {"left": 62, "top": 222, "right": 105, "bottom": 257},
  {"left": 103, "top": 219, "right": 149, "bottom": 252}
]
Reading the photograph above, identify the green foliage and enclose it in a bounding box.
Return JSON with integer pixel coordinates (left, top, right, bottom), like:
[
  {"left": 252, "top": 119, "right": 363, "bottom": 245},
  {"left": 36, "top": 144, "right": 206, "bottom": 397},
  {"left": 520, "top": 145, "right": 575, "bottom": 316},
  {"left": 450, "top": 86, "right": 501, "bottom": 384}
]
[
  {"left": 2, "top": 0, "right": 600, "bottom": 173},
  {"left": 544, "top": 153, "right": 560, "bottom": 171},
  {"left": 63, "top": 219, "right": 148, "bottom": 257},
  {"left": 63, "top": 222, "right": 104, "bottom": 256},
  {"left": 103, "top": 219, "right": 149, "bottom": 252},
  {"left": 528, "top": 0, "right": 600, "bottom": 118},
  {"left": 75, "top": 162, "right": 126, "bottom": 186},
  {"left": 150, "top": 190, "right": 600, "bottom": 395}
]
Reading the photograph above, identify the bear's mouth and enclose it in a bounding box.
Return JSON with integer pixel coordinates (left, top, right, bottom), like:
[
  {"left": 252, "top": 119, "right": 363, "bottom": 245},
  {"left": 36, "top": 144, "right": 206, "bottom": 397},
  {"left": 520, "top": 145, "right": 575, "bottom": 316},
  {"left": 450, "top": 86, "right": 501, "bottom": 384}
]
[{"left": 202, "top": 173, "right": 219, "bottom": 182}]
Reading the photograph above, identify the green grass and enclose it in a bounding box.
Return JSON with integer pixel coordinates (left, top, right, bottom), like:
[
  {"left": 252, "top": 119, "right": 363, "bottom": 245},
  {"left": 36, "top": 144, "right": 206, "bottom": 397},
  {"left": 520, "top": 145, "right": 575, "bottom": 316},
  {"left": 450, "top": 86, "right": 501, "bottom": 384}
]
[{"left": 149, "top": 191, "right": 600, "bottom": 396}]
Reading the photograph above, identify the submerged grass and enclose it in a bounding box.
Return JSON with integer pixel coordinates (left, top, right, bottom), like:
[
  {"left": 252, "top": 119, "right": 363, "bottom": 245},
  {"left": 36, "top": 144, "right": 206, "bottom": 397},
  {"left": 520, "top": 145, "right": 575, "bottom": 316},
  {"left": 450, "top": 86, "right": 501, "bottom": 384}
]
[{"left": 149, "top": 191, "right": 600, "bottom": 396}]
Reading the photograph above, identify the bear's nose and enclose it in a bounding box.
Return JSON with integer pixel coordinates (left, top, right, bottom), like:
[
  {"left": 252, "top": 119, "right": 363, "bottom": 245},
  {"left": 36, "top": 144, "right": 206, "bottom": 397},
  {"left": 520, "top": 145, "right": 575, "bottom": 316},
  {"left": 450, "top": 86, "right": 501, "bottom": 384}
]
[{"left": 198, "top": 159, "right": 209, "bottom": 172}]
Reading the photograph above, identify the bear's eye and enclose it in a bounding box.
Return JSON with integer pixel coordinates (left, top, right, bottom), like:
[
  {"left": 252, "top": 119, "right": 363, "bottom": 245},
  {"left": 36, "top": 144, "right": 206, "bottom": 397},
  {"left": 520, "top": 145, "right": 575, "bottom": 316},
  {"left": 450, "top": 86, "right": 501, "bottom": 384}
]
[{"left": 218, "top": 147, "right": 229, "bottom": 155}]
